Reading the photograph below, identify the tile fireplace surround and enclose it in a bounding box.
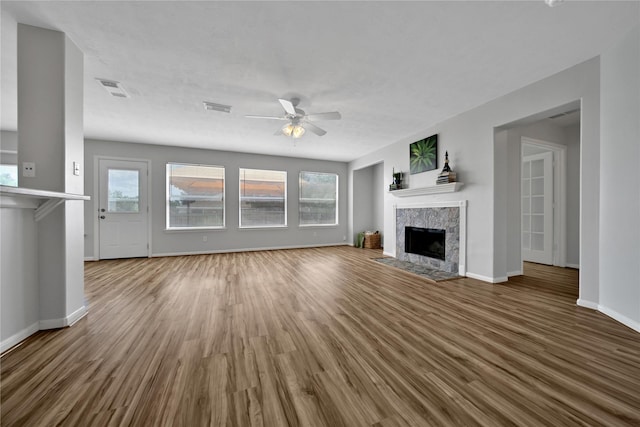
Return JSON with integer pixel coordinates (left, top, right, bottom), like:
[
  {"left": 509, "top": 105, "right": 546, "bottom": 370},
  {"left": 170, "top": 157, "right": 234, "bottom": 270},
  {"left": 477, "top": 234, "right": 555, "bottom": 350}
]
[{"left": 394, "top": 201, "right": 467, "bottom": 276}]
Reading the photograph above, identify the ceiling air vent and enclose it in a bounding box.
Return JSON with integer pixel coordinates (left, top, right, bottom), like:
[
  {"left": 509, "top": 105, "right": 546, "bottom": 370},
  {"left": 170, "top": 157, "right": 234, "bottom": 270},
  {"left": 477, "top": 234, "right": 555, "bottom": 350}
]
[
  {"left": 96, "top": 78, "right": 130, "bottom": 98},
  {"left": 203, "top": 101, "right": 232, "bottom": 113}
]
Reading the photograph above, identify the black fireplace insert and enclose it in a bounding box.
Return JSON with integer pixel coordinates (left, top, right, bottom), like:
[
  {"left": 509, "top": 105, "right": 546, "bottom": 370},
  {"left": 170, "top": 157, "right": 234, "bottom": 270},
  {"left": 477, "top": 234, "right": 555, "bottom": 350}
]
[{"left": 405, "top": 226, "right": 445, "bottom": 261}]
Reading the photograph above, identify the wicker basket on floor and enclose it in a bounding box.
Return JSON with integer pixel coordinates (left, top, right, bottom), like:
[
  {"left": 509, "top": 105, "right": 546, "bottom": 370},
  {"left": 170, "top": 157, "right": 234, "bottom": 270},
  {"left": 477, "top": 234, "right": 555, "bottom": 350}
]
[{"left": 363, "top": 233, "right": 381, "bottom": 249}]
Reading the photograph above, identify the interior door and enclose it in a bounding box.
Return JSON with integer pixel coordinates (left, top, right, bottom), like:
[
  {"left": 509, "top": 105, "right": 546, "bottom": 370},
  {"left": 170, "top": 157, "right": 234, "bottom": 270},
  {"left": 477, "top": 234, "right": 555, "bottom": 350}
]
[
  {"left": 99, "top": 159, "right": 149, "bottom": 259},
  {"left": 522, "top": 151, "right": 553, "bottom": 265}
]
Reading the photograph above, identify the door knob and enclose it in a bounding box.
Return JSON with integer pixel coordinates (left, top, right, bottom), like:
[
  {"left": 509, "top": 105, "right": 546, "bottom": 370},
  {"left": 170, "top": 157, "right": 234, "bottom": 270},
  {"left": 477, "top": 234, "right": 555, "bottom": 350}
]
[
  {"left": 100, "top": 208, "right": 106, "bottom": 212},
  {"left": 100, "top": 215, "right": 106, "bottom": 219}
]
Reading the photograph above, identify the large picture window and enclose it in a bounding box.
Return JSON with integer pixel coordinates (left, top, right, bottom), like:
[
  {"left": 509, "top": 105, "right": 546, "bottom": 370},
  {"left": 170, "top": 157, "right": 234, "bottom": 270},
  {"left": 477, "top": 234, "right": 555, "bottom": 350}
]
[
  {"left": 299, "top": 171, "right": 338, "bottom": 226},
  {"left": 239, "top": 168, "right": 287, "bottom": 227},
  {"left": 167, "top": 163, "right": 225, "bottom": 229}
]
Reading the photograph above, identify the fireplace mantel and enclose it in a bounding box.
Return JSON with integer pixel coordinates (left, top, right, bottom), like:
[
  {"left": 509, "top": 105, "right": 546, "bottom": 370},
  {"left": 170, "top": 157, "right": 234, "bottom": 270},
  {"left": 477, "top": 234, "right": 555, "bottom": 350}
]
[{"left": 389, "top": 182, "right": 463, "bottom": 197}]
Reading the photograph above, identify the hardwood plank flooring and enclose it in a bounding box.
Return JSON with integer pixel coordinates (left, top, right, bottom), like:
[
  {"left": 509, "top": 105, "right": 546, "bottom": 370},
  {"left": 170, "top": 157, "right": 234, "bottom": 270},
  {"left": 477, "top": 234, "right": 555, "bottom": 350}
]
[{"left": 1, "top": 247, "right": 639, "bottom": 426}]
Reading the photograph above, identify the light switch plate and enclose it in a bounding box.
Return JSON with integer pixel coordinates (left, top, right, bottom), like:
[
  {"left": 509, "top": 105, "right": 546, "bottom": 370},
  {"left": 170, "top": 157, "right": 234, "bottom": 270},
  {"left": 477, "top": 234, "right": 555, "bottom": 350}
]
[{"left": 73, "top": 161, "right": 81, "bottom": 176}]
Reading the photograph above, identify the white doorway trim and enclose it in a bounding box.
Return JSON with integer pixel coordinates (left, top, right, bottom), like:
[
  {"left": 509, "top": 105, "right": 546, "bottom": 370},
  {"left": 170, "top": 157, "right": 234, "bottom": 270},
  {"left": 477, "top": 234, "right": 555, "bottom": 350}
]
[
  {"left": 521, "top": 137, "right": 567, "bottom": 268},
  {"left": 93, "top": 155, "right": 152, "bottom": 260}
]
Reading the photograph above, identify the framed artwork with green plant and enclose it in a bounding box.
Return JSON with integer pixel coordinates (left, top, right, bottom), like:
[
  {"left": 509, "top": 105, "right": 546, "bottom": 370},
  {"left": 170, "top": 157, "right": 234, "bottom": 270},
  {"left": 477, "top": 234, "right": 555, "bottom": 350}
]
[{"left": 409, "top": 134, "right": 438, "bottom": 174}]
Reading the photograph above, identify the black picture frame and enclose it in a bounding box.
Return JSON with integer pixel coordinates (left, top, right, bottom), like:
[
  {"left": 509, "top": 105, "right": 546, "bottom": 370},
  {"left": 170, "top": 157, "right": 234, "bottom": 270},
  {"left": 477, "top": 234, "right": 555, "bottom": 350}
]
[{"left": 409, "top": 134, "right": 438, "bottom": 174}]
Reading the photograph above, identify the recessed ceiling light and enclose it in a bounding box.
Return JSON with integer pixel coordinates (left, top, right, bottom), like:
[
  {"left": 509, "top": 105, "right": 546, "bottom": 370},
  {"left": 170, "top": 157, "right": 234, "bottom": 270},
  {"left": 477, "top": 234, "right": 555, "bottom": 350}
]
[
  {"left": 96, "top": 78, "right": 130, "bottom": 98},
  {"left": 203, "top": 101, "right": 232, "bottom": 113}
]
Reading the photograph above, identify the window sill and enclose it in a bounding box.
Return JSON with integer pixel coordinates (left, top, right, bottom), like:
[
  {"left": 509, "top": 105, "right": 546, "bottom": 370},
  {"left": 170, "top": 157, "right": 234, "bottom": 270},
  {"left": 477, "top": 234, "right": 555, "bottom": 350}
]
[
  {"left": 238, "top": 225, "right": 288, "bottom": 230},
  {"left": 165, "top": 227, "right": 227, "bottom": 232},
  {"left": 299, "top": 224, "right": 339, "bottom": 228}
]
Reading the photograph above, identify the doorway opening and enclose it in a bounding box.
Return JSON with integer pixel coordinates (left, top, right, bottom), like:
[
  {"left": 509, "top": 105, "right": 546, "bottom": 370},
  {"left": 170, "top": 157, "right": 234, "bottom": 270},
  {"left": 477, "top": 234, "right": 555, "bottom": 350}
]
[{"left": 498, "top": 101, "right": 581, "bottom": 284}]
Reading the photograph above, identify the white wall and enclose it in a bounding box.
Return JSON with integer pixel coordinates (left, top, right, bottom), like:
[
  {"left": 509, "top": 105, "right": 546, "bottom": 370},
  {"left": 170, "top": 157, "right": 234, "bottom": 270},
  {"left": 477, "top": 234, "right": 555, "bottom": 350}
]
[
  {"left": 599, "top": 25, "right": 640, "bottom": 331},
  {"left": 349, "top": 57, "right": 600, "bottom": 290},
  {"left": 84, "top": 139, "right": 348, "bottom": 258}
]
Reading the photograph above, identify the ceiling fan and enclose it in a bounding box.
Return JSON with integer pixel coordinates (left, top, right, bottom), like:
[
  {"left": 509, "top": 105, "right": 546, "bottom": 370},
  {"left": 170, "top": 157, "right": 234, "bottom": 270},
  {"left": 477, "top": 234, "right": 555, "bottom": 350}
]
[{"left": 245, "top": 98, "right": 341, "bottom": 138}]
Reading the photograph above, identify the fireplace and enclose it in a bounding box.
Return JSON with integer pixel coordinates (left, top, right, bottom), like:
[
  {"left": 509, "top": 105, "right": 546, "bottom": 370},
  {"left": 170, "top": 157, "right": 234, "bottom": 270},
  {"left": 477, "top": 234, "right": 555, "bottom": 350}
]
[
  {"left": 394, "top": 202, "right": 467, "bottom": 275},
  {"left": 405, "top": 226, "right": 446, "bottom": 261}
]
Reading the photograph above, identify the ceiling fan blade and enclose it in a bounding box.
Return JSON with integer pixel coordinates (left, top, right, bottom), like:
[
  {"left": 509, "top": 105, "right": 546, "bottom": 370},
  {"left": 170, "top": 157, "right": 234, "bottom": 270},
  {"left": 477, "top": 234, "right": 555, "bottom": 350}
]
[
  {"left": 305, "top": 111, "right": 341, "bottom": 121},
  {"left": 278, "top": 98, "right": 297, "bottom": 116},
  {"left": 303, "top": 122, "right": 327, "bottom": 136},
  {"left": 245, "top": 115, "right": 287, "bottom": 120}
]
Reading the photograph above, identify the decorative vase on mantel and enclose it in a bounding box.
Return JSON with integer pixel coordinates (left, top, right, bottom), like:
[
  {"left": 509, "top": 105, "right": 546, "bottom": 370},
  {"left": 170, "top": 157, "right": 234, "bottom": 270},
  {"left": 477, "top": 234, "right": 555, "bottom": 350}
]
[{"left": 389, "top": 168, "right": 404, "bottom": 191}]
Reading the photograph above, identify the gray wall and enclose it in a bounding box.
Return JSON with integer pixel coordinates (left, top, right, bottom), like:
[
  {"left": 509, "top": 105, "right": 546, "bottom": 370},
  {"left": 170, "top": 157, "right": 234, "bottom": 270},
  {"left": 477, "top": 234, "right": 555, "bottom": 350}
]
[
  {"left": 0, "top": 208, "right": 39, "bottom": 350},
  {"left": 0, "top": 130, "right": 18, "bottom": 165},
  {"left": 372, "top": 162, "right": 385, "bottom": 244},
  {"left": 599, "top": 25, "right": 640, "bottom": 330},
  {"left": 84, "top": 139, "right": 348, "bottom": 258},
  {"left": 352, "top": 166, "right": 374, "bottom": 242},
  {"left": 564, "top": 123, "right": 580, "bottom": 267},
  {"left": 352, "top": 162, "right": 385, "bottom": 246}
]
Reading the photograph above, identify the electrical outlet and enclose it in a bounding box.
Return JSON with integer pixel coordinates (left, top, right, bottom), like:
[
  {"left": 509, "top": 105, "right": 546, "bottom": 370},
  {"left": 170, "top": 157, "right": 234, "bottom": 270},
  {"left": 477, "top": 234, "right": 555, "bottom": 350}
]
[
  {"left": 343, "top": 235, "right": 347, "bottom": 241},
  {"left": 202, "top": 235, "right": 207, "bottom": 242},
  {"left": 22, "top": 162, "right": 35, "bottom": 177},
  {"left": 313, "top": 231, "right": 317, "bottom": 237}
]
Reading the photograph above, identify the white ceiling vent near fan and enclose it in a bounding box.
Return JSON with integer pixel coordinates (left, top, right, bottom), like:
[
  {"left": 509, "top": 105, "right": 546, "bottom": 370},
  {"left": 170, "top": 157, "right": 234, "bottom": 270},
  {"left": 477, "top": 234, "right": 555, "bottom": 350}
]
[
  {"left": 96, "top": 78, "right": 130, "bottom": 98},
  {"left": 203, "top": 101, "right": 232, "bottom": 113}
]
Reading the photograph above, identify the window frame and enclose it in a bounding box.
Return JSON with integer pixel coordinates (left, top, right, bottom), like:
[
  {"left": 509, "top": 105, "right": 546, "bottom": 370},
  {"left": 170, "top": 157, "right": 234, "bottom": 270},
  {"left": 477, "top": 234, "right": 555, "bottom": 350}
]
[
  {"left": 238, "top": 167, "right": 288, "bottom": 229},
  {"left": 166, "top": 162, "right": 226, "bottom": 230},
  {"left": 298, "top": 171, "right": 339, "bottom": 227}
]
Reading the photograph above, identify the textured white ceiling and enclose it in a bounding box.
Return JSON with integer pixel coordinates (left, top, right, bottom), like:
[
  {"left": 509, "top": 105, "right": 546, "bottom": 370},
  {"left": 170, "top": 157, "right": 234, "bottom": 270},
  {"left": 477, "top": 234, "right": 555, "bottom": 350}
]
[{"left": 1, "top": 1, "right": 638, "bottom": 161}]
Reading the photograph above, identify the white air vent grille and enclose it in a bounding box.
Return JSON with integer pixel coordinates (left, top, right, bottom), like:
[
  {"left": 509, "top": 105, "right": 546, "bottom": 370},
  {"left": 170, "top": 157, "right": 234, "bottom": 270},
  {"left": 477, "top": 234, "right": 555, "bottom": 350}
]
[
  {"left": 203, "top": 101, "right": 232, "bottom": 113},
  {"left": 96, "top": 78, "right": 130, "bottom": 98}
]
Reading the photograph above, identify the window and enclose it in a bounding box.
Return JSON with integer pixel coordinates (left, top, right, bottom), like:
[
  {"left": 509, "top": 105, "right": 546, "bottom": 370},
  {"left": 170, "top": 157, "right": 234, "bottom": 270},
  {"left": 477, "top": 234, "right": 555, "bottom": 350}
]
[
  {"left": 0, "top": 164, "right": 18, "bottom": 187},
  {"left": 299, "top": 171, "right": 338, "bottom": 226},
  {"left": 108, "top": 169, "right": 139, "bottom": 212},
  {"left": 239, "top": 168, "right": 287, "bottom": 227},
  {"left": 167, "top": 163, "right": 225, "bottom": 229}
]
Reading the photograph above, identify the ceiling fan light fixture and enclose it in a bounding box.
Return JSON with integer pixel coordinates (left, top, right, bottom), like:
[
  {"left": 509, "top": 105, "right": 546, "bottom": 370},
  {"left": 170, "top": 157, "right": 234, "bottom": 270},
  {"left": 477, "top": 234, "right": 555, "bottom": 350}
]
[
  {"left": 282, "top": 123, "right": 294, "bottom": 137},
  {"left": 292, "top": 125, "right": 305, "bottom": 139},
  {"left": 282, "top": 123, "right": 305, "bottom": 138}
]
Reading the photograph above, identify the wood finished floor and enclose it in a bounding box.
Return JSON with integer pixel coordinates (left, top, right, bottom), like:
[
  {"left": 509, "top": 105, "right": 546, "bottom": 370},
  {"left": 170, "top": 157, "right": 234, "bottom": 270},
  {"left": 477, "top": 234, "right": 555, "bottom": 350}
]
[{"left": 1, "top": 247, "right": 640, "bottom": 426}]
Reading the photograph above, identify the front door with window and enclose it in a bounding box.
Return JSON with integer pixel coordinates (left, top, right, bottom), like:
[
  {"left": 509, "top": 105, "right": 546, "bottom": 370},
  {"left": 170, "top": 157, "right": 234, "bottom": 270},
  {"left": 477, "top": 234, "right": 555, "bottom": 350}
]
[{"left": 98, "top": 159, "right": 149, "bottom": 259}]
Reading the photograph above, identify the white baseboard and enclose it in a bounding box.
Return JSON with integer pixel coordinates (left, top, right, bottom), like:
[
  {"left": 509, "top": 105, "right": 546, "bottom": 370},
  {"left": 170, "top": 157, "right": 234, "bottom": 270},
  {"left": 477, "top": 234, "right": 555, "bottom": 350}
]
[
  {"left": 597, "top": 305, "right": 640, "bottom": 333},
  {"left": 84, "top": 256, "right": 97, "bottom": 261},
  {"left": 151, "top": 243, "right": 349, "bottom": 258},
  {"left": 576, "top": 298, "right": 599, "bottom": 310},
  {"left": 39, "top": 305, "right": 87, "bottom": 330},
  {"left": 566, "top": 263, "right": 580, "bottom": 269},
  {"left": 67, "top": 306, "right": 87, "bottom": 326},
  {"left": 0, "top": 322, "right": 39, "bottom": 354},
  {"left": 507, "top": 270, "right": 523, "bottom": 277},
  {"left": 466, "top": 272, "right": 508, "bottom": 283},
  {"left": 382, "top": 250, "right": 394, "bottom": 257},
  {"left": 576, "top": 300, "right": 639, "bottom": 333}
]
